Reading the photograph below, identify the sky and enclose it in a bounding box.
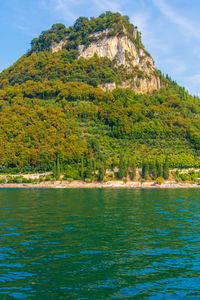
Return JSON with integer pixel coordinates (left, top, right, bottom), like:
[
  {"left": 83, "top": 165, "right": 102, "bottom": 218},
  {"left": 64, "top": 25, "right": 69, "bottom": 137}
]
[{"left": 1, "top": 0, "right": 200, "bottom": 95}]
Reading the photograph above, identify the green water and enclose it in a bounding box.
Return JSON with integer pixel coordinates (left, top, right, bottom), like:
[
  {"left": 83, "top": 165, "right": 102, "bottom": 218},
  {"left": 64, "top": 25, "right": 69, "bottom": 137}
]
[{"left": 0, "top": 188, "right": 200, "bottom": 299}]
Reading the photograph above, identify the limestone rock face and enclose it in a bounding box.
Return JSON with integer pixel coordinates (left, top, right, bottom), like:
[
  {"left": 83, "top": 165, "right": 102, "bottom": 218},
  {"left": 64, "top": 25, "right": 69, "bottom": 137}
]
[
  {"left": 51, "top": 41, "right": 66, "bottom": 53},
  {"left": 49, "top": 26, "right": 160, "bottom": 93},
  {"left": 100, "top": 77, "right": 160, "bottom": 94},
  {"left": 78, "top": 33, "right": 160, "bottom": 93}
]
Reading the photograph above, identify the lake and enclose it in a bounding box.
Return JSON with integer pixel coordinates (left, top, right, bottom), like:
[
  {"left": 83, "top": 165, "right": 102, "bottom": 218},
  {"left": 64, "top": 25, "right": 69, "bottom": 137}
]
[{"left": 0, "top": 188, "right": 200, "bottom": 299}]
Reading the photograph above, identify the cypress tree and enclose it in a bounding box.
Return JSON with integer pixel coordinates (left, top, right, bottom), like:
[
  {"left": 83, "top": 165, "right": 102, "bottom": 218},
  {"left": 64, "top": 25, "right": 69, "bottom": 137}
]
[
  {"left": 126, "top": 157, "right": 130, "bottom": 176},
  {"left": 53, "top": 158, "right": 61, "bottom": 180},
  {"left": 149, "top": 160, "right": 157, "bottom": 179},
  {"left": 119, "top": 155, "right": 125, "bottom": 179},
  {"left": 53, "top": 161, "right": 57, "bottom": 179},
  {"left": 98, "top": 164, "right": 105, "bottom": 181},
  {"left": 80, "top": 157, "right": 84, "bottom": 179},
  {"left": 93, "top": 159, "right": 96, "bottom": 173},
  {"left": 60, "top": 159, "right": 63, "bottom": 175},
  {"left": 130, "top": 159, "right": 136, "bottom": 180},
  {"left": 56, "top": 158, "right": 60, "bottom": 180},
  {"left": 157, "top": 161, "right": 163, "bottom": 178},
  {"left": 142, "top": 161, "right": 149, "bottom": 180},
  {"left": 163, "top": 157, "right": 169, "bottom": 180},
  {"left": 85, "top": 159, "right": 93, "bottom": 179}
]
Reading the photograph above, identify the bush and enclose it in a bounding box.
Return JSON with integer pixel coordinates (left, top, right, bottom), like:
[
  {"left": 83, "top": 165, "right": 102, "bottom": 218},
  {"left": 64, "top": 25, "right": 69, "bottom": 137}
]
[
  {"left": 22, "top": 177, "right": 29, "bottom": 183},
  {"left": 85, "top": 178, "right": 92, "bottom": 183},
  {"left": 64, "top": 166, "right": 80, "bottom": 180},
  {"left": 0, "top": 178, "right": 6, "bottom": 184},
  {"left": 123, "top": 177, "right": 128, "bottom": 184},
  {"left": 45, "top": 175, "right": 51, "bottom": 181},
  {"left": 140, "top": 178, "right": 145, "bottom": 184},
  {"left": 66, "top": 178, "right": 73, "bottom": 183},
  {"left": 33, "top": 178, "right": 40, "bottom": 183},
  {"left": 13, "top": 176, "right": 23, "bottom": 183},
  {"left": 7, "top": 176, "right": 14, "bottom": 183},
  {"left": 26, "top": 178, "right": 34, "bottom": 183},
  {"left": 107, "top": 173, "right": 114, "bottom": 180},
  {"left": 156, "top": 177, "right": 164, "bottom": 185},
  {"left": 39, "top": 176, "right": 44, "bottom": 182}
]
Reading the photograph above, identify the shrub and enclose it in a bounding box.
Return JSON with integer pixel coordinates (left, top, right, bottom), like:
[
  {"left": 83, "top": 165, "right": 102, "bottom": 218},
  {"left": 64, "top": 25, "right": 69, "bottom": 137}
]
[
  {"left": 45, "top": 175, "right": 51, "bottom": 181},
  {"left": 85, "top": 178, "right": 92, "bottom": 183},
  {"left": 39, "top": 176, "right": 44, "bottom": 182},
  {"left": 21, "top": 177, "right": 27, "bottom": 183},
  {"left": 7, "top": 176, "right": 14, "bottom": 183},
  {"left": 140, "top": 178, "right": 145, "bottom": 184},
  {"left": 26, "top": 178, "right": 34, "bottom": 183},
  {"left": 13, "top": 176, "right": 23, "bottom": 183},
  {"left": 156, "top": 177, "right": 164, "bottom": 185},
  {"left": 63, "top": 166, "right": 80, "bottom": 180},
  {"left": 0, "top": 178, "right": 6, "bottom": 184},
  {"left": 66, "top": 178, "right": 73, "bottom": 183},
  {"left": 123, "top": 177, "right": 128, "bottom": 184}
]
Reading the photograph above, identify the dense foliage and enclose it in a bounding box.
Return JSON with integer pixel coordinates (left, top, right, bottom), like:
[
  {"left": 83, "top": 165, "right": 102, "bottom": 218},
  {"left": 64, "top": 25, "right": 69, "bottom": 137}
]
[
  {"left": 0, "top": 12, "right": 200, "bottom": 175},
  {"left": 0, "top": 51, "right": 131, "bottom": 88},
  {"left": 0, "top": 74, "right": 200, "bottom": 174},
  {"left": 29, "top": 12, "right": 146, "bottom": 54}
]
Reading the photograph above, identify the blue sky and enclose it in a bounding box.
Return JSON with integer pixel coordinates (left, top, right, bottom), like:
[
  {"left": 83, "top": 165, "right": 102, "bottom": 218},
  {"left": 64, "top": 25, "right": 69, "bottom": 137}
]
[{"left": 1, "top": 0, "right": 200, "bottom": 95}]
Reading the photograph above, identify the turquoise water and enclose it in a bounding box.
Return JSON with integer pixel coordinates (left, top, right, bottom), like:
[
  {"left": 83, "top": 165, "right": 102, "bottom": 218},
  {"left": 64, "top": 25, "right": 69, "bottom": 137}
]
[{"left": 0, "top": 188, "right": 200, "bottom": 299}]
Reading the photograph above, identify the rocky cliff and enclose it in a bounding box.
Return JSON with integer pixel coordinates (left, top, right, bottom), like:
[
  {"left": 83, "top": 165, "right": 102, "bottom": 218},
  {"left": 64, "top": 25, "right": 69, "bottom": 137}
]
[
  {"left": 13, "top": 12, "right": 161, "bottom": 94},
  {"left": 47, "top": 17, "right": 161, "bottom": 94},
  {"left": 77, "top": 31, "right": 160, "bottom": 93}
]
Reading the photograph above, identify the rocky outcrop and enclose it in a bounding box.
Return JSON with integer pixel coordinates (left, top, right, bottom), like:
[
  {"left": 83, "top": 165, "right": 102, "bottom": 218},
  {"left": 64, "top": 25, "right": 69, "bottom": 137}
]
[
  {"left": 49, "top": 27, "right": 160, "bottom": 93},
  {"left": 51, "top": 41, "right": 67, "bottom": 53},
  {"left": 100, "top": 76, "right": 160, "bottom": 93},
  {"left": 78, "top": 32, "right": 160, "bottom": 93}
]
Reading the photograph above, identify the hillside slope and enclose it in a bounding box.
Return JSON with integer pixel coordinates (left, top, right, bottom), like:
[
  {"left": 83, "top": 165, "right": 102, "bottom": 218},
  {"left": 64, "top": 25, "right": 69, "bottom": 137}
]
[
  {"left": 0, "top": 12, "right": 160, "bottom": 94},
  {"left": 0, "top": 12, "right": 200, "bottom": 175}
]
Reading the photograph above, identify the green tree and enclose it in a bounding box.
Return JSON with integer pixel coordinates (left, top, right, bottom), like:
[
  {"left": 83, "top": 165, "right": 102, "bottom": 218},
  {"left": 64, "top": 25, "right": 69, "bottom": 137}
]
[
  {"left": 119, "top": 155, "right": 127, "bottom": 179},
  {"left": 149, "top": 160, "right": 157, "bottom": 179},
  {"left": 142, "top": 161, "right": 149, "bottom": 180},
  {"left": 157, "top": 161, "right": 163, "bottom": 178},
  {"left": 80, "top": 158, "right": 84, "bottom": 179},
  {"left": 53, "top": 158, "right": 61, "bottom": 180},
  {"left": 163, "top": 157, "right": 169, "bottom": 180},
  {"left": 85, "top": 159, "right": 93, "bottom": 179},
  {"left": 98, "top": 164, "right": 105, "bottom": 181},
  {"left": 53, "top": 162, "right": 57, "bottom": 179},
  {"left": 56, "top": 158, "right": 60, "bottom": 180},
  {"left": 130, "top": 159, "right": 136, "bottom": 180}
]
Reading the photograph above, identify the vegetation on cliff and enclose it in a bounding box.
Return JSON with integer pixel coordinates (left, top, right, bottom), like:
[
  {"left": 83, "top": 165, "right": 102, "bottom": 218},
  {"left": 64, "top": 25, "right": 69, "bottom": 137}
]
[
  {"left": 29, "top": 12, "right": 146, "bottom": 54},
  {"left": 0, "top": 12, "right": 200, "bottom": 178}
]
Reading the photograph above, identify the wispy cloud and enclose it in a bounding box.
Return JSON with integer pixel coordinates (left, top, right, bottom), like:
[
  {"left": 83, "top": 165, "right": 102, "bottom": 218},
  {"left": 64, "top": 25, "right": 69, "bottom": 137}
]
[
  {"left": 131, "top": 9, "right": 172, "bottom": 59},
  {"left": 92, "top": 0, "right": 122, "bottom": 13},
  {"left": 131, "top": 12, "right": 149, "bottom": 34},
  {"left": 165, "top": 58, "right": 187, "bottom": 74},
  {"left": 40, "top": 0, "right": 77, "bottom": 22},
  {"left": 41, "top": 0, "right": 123, "bottom": 23},
  {"left": 152, "top": 0, "right": 200, "bottom": 39},
  {"left": 183, "top": 73, "right": 200, "bottom": 95}
]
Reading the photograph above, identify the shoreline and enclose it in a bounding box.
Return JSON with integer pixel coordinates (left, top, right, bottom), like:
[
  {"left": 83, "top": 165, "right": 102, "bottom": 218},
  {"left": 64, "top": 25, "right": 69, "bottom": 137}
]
[{"left": 0, "top": 180, "right": 200, "bottom": 189}]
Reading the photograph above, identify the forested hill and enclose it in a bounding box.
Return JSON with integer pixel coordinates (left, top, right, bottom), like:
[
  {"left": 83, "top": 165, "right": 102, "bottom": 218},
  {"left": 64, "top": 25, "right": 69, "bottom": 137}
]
[{"left": 0, "top": 12, "right": 200, "bottom": 176}]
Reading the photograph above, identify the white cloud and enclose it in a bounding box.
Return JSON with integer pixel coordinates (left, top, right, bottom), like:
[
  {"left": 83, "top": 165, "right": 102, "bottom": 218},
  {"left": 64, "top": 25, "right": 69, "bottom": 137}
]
[
  {"left": 182, "top": 73, "right": 200, "bottom": 94},
  {"left": 152, "top": 0, "right": 200, "bottom": 39},
  {"left": 92, "top": 0, "right": 122, "bottom": 13},
  {"left": 41, "top": 0, "right": 77, "bottom": 22},
  {"left": 166, "top": 58, "right": 187, "bottom": 74},
  {"left": 131, "top": 12, "right": 149, "bottom": 34},
  {"left": 41, "top": 0, "right": 123, "bottom": 23},
  {"left": 187, "top": 74, "right": 200, "bottom": 84},
  {"left": 131, "top": 9, "right": 172, "bottom": 58}
]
